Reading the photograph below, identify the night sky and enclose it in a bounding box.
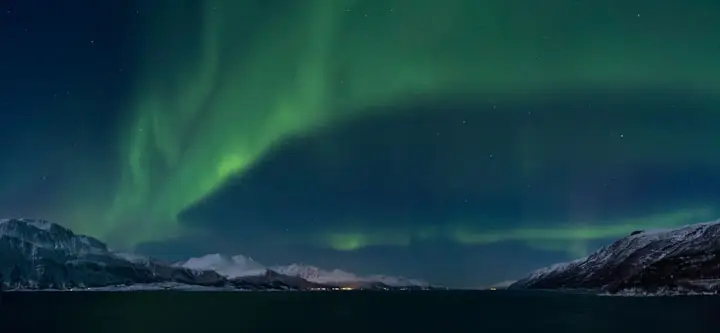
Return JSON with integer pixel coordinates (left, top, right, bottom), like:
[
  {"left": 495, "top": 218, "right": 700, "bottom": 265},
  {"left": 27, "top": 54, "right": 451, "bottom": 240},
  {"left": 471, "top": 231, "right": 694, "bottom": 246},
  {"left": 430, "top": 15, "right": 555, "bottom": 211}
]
[{"left": 3, "top": 0, "right": 720, "bottom": 287}]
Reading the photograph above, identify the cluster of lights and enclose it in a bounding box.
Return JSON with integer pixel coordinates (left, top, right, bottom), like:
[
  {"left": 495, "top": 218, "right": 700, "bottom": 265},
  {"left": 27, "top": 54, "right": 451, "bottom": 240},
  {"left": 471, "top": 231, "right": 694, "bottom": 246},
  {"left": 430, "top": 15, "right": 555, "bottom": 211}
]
[{"left": 309, "top": 287, "right": 355, "bottom": 291}]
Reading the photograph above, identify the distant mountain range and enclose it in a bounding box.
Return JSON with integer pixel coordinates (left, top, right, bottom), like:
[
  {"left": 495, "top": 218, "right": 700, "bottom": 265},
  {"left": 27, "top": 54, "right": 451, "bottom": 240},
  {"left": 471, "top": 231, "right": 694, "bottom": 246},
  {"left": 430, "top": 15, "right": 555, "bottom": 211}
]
[
  {"left": 178, "top": 254, "right": 429, "bottom": 288},
  {"left": 510, "top": 219, "right": 720, "bottom": 295},
  {"left": 0, "top": 218, "right": 432, "bottom": 291}
]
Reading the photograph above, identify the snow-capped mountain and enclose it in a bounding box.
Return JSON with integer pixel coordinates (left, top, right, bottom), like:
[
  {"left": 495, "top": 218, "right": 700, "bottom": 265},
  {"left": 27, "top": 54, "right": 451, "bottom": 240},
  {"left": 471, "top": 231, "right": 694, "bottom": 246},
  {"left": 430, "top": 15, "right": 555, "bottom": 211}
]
[
  {"left": 179, "top": 253, "right": 266, "bottom": 278},
  {"left": 511, "top": 219, "right": 720, "bottom": 294},
  {"left": 179, "top": 256, "right": 429, "bottom": 288}
]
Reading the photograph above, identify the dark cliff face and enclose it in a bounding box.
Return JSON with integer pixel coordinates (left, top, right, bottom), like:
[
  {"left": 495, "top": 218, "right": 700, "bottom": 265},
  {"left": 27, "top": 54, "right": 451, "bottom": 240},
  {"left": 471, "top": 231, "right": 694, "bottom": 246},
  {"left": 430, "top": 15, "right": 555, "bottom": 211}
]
[{"left": 511, "top": 220, "right": 720, "bottom": 294}]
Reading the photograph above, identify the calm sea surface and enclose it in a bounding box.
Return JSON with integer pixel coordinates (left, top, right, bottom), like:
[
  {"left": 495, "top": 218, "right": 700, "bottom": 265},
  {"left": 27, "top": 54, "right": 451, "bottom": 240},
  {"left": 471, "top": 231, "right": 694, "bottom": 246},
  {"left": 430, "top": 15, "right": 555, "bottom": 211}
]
[{"left": 1, "top": 290, "right": 718, "bottom": 332}]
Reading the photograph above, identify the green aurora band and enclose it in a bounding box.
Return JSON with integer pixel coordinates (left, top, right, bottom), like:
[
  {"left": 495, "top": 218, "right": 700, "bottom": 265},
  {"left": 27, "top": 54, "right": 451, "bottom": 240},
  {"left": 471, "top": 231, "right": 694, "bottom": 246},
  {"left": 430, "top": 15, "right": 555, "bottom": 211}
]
[{"left": 82, "top": 0, "right": 719, "bottom": 252}]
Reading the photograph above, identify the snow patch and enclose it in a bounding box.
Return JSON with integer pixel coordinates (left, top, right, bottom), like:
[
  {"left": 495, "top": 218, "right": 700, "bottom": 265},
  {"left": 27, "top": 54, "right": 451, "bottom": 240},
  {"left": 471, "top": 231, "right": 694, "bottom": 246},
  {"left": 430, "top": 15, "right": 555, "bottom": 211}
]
[{"left": 180, "top": 253, "right": 266, "bottom": 278}]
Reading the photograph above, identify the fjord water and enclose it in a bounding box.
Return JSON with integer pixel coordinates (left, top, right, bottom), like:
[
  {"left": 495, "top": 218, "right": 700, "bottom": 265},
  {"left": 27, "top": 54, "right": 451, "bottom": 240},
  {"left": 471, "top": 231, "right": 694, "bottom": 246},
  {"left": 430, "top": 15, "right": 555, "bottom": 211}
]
[{"left": 2, "top": 290, "right": 717, "bottom": 332}]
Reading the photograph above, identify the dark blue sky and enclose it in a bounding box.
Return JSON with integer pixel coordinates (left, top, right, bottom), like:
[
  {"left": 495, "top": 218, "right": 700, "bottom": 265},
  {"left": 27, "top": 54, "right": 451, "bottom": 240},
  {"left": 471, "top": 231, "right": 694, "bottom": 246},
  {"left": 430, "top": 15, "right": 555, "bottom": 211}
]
[{"left": 3, "top": 0, "right": 720, "bottom": 287}]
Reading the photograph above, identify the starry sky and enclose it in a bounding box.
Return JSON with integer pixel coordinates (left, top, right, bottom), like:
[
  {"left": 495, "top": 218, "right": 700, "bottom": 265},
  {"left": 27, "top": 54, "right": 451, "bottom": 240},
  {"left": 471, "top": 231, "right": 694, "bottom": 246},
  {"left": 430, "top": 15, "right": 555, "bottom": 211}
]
[{"left": 2, "top": 0, "right": 720, "bottom": 287}]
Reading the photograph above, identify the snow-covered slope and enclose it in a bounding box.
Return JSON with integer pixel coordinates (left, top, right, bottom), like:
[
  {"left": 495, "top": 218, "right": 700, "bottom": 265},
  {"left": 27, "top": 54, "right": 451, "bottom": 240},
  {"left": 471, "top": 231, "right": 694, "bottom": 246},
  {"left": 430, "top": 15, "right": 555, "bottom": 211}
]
[{"left": 511, "top": 219, "right": 720, "bottom": 293}]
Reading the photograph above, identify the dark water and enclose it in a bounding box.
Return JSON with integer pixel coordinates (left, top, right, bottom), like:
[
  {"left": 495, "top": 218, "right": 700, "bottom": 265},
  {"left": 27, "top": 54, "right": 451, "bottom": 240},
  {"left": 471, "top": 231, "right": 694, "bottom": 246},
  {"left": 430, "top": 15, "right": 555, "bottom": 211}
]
[{"left": 1, "top": 290, "right": 719, "bottom": 332}]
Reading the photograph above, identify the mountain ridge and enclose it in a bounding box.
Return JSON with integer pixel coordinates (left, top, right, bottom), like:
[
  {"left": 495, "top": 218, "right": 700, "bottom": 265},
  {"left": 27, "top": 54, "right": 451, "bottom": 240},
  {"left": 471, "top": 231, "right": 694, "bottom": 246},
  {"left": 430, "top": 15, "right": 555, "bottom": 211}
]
[
  {"left": 178, "top": 253, "right": 430, "bottom": 288},
  {"left": 0, "top": 218, "right": 433, "bottom": 291},
  {"left": 510, "top": 219, "right": 720, "bottom": 294}
]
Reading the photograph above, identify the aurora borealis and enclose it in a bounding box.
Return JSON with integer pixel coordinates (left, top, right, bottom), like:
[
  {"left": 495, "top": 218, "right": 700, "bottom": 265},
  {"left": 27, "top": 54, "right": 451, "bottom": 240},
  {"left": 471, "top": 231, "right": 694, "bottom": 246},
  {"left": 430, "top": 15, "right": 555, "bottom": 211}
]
[{"left": 3, "top": 0, "right": 720, "bottom": 286}]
